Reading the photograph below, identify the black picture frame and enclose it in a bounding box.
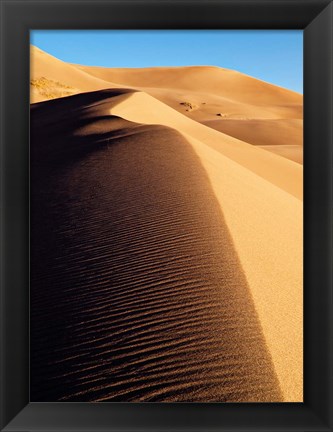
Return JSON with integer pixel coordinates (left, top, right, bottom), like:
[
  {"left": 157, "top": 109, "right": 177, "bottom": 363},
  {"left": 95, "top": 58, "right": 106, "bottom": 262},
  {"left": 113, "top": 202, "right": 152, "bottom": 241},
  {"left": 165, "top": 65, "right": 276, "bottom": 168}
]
[{"left": 1, "top": 0, "right": 332, "bottom": 430}]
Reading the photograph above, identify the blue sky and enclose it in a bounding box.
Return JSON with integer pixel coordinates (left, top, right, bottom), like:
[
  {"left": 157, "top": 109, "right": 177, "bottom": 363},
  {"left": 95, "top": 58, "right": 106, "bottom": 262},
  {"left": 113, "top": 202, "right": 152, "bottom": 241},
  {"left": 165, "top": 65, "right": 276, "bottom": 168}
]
[{"left": 31, "top": 30, "right": 303, "bottom": 93}]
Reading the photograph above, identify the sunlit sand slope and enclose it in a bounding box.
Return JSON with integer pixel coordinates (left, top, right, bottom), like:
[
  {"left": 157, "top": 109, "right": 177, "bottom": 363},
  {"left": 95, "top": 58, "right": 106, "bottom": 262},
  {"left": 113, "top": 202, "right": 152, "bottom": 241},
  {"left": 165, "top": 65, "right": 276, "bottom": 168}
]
[
  {"left": 31, "top": 90, "right": 282, "bottom": 402},
  {"left": 202, "top": 119, "right": 303, "bottom": 164},
  {"left": 110, "top": 91, "right": 302, "bottom": 200},
  {"left": 107, "top": 90, "right": 303, "bottom": 402}
]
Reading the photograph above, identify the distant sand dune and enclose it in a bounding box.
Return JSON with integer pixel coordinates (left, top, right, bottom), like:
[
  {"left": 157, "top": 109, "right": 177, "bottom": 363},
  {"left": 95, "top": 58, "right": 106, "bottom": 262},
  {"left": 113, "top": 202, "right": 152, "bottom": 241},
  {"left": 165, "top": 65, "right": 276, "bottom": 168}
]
[
  {"left": 258, "top": 144, "right": 303, "bottom": 164},
  {"left": 77, "top": 64, "right": 301, "bottom": 106},
  {"left": 202, "top": 119, "right": 303, "bottom": 147},
  {"left": 76, "top": 63, "right": 303, "bottom": 122},
  {"left": 31, "top": 45, "right": 303, "bottom": 163},
  {"left": 203, "top": 119, "right": 303, "bottom": 164}
]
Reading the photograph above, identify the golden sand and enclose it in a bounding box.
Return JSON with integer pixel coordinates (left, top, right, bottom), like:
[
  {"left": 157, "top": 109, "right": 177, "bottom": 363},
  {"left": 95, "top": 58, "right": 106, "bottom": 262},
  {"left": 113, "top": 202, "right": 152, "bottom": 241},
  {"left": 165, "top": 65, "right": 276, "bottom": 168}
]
[{"left": 30, "top": 46, "right": 303, "bottom": 402}]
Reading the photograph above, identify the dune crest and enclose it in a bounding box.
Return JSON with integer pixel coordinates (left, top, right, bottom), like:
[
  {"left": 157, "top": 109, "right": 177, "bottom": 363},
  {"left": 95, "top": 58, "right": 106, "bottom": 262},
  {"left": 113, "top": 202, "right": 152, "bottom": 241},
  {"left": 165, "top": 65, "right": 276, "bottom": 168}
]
[{"left": 110, "top": 91, "right": 302, "bottom": 200}]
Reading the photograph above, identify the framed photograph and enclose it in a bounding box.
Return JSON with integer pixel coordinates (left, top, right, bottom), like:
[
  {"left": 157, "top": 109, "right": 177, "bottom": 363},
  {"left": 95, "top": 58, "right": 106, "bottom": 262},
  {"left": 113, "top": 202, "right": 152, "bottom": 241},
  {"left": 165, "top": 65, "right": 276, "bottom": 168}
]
[{"left": 1, "top": 0, "right": 332, "bottom": 431}]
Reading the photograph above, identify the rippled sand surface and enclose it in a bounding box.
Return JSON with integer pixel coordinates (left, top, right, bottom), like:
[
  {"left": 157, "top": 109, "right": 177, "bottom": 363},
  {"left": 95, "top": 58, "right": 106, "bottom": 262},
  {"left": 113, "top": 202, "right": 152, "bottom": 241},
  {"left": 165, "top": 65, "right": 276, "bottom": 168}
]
[{"left": 31, "top": 91, "right": 282, "bottom": 402}]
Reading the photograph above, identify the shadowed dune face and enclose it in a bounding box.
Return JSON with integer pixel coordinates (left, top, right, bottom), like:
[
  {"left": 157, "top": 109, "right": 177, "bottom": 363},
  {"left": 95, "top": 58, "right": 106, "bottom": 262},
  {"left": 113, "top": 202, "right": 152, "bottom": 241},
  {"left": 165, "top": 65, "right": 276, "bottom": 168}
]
[
  {"left": 31, "top": 89, "right": 136, "bottom": 162},
  {"left": 31, "top": 92, "right": 282, "bottom": 402}
]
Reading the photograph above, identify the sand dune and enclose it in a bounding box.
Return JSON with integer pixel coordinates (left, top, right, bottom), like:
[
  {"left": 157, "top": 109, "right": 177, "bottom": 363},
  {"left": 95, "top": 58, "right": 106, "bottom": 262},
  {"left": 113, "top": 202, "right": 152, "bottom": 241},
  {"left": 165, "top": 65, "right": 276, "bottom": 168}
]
[
  {"left": 143, "top": 88, "right": 303, "bottom": 121},
  {"left": 31, "top": 46, "right": 302, "bottom": 162},
  {"left": 77, "top": 64, "right": 301, "bottom": 106},
  {"left": 258, "top": 145, "right": 303, "bottom": 164},
  {"left": 109, "top": 91, "right": 302, "bottom": 200},
  {"left": 31, "top": 90, "right": 282, "bottom": 402},
  {"left": 202, "top": 119, "right": 303, "bottom": 147},
  {"left": 30, "top": 46, "right": 303, "bottom": 403},
  {"left": 202, "top": 119, "right": 303, "bottom": 164},
  {"left": 76, "top": 63, "right": 303, "bottom": 121},
  {"left": 108, "top": 90, "right": 303, "bottom": 401}
]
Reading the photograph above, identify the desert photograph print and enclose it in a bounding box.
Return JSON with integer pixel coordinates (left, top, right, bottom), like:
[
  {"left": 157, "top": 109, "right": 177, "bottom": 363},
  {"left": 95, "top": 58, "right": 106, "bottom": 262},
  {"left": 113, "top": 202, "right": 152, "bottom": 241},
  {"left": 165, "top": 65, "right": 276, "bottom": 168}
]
[{"left": 30, "top": 30, "right": 303, "bottom": 403}]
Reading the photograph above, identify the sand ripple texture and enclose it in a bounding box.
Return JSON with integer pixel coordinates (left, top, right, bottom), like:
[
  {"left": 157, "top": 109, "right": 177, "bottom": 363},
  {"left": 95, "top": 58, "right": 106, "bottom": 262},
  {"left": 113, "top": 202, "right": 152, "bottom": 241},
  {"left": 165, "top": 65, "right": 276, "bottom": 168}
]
[{"left": 31, "top": 90, "right": 282, "bottom": 402}]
